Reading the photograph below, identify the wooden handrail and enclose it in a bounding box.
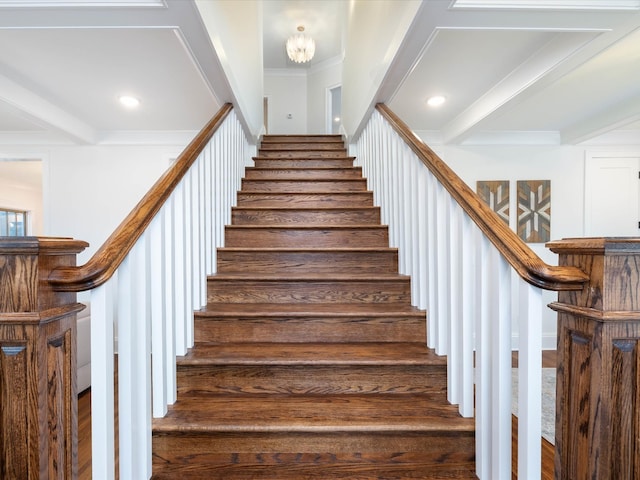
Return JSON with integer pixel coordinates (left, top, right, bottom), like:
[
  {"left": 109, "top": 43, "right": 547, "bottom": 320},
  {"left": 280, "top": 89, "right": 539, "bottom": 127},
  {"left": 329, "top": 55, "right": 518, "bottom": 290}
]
[
  {"left": 376, "top": 103, "right": 588, "bottom": 291},
  {"left": 48, "top": 103, "right": 234, "bottom": 292}
]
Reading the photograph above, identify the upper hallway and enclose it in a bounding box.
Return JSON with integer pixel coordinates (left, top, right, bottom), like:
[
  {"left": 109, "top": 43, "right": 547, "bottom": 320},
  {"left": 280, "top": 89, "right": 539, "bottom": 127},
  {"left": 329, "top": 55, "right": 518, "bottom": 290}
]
[{"left": 0, "top": 0, "right": 638, "bottom": 148}]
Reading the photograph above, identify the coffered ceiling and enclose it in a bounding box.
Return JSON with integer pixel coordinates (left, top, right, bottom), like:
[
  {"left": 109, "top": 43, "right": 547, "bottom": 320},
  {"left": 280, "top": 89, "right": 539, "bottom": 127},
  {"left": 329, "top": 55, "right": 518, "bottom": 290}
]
[{"left": 0, "top": 0, "right": 638, "bottom": 148}]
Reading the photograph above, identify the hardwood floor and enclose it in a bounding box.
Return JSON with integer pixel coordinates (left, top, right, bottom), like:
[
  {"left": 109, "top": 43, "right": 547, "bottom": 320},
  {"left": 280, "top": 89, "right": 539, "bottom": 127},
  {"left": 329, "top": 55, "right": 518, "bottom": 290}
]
[
  {"left": 79, "top": 350, "right": 558, "bottom": 478},
  {"left": 78, "top": 389, "right": 92, "bottom": 480}
]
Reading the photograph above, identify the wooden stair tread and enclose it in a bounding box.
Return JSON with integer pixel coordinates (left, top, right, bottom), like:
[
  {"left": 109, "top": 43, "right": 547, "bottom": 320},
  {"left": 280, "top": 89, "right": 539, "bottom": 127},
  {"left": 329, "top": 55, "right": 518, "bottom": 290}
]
[
  {"left": 261, "top": 135, "right": 343, "bottom": 142},
  {"left": 253, "top": 155, "right": 356, "bottom": 160},
  {"left": 218, "top": 247, "right": 398, "bottom": 253},
  {"left": 208, "top": 272, "right": 409, "bottom": 281},
  {"left": 231, "top": 207, "right": 379, "bottom": 211},
  {"left": 178, "top": 342, "right": 443, "bottom": 366},
  {"left": 196, "top": 303, "right": 425, "bottom": 317},
  {"left": 246, "top": 166, "right": 359, "bottom": 171},
  {"left": 226, "top": 224, "right": 387, "bottom": 229},
  {"left": 153, "top": 394, "right": 474, "bottom": 433},
  {"left": 243, "top": 178, "right": 364, "bottom": 182},
  {"left": 237, "top": 190, "right": 373, "bottom": 194}
]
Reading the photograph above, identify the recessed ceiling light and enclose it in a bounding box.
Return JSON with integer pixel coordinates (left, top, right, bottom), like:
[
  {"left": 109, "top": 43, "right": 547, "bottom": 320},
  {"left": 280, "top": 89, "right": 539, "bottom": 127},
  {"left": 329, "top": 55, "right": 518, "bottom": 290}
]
[
  {"left": 119, "top": 95, "right": 140, "bottom": 109},
  {"left": 426, "top": 95, "right": 446, "bottom": 107}
]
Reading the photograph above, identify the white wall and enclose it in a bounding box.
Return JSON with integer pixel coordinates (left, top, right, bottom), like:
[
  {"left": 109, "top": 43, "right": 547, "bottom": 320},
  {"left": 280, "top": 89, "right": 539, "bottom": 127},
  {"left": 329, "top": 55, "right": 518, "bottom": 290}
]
[
  {"left": 431, "top": 144, "right": 584, "bottom": 348},
  {"left": 341, "top": 0, "right": 421, "bottom": 140},
  {"left": 196, "top": 0, "right": 264, "bottom": 141},
  {"left": 307, "top": 61, "right": 342, "bottom": 134},
  {"left": 264, "top": 60, "right": 342, "bottom": 135},
  {"left": 264, "top": 72, "right": 308, "bottom": 134},
  {"left": 43, "top": 145, "right": 184, "bottom": 266}
]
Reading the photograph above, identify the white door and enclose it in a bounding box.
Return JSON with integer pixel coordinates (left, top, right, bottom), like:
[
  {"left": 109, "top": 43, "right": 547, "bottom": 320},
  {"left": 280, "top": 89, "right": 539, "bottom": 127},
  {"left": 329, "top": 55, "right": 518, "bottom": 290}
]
[{"left": 584, "top": 154, "right": 640, "bottom": 236}]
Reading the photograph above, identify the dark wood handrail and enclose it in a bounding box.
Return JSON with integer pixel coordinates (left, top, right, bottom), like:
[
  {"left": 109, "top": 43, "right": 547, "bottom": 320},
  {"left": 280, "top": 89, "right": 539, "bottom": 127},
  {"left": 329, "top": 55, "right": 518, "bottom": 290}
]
[
  {"left": 48, "top": 103, "right": 234, "bottom": 292},
  {"left": 376, "top": 103, "right": 588, "bottom": 291}
]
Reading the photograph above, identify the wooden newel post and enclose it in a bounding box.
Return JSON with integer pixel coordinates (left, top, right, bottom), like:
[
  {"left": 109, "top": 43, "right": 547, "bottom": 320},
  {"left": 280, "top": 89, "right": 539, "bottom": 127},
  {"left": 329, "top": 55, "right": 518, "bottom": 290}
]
[
  {"left": 0, "top": 237, "right": 88, "bottom": 479},
  {"left": 547, "top": 238, "right": 640, "bottom": 480}
]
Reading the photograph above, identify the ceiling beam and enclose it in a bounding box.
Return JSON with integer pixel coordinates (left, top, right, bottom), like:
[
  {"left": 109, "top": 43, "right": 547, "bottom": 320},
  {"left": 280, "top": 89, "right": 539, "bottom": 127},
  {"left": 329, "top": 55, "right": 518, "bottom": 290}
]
[
  {"left": 561, "top": 96, "right": 640, "bottom": 144},
  {"left": 0, "top": 74, "right": 97, "bottom": 144},
  {"left": 440, "top": 31, "right": 595, "bottom": 144}
]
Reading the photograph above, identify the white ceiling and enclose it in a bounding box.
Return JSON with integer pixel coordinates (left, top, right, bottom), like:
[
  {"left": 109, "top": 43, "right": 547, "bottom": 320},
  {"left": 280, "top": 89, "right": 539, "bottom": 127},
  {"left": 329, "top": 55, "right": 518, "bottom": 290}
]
[{"left": 0, "top": 0, "right": 638, "bottom": 155}]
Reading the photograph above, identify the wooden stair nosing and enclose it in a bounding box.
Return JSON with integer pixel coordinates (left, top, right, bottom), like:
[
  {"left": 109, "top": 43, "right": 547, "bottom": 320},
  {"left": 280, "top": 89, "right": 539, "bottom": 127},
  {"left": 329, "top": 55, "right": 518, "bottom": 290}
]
[
  {"left": 176, "top": 343, "right": 444, "bottom": 367},
  {"left": 217, "top": 247, "right": 398, "bottom": 253},
  {"left": 195, "top": 303, "right": 425, "bottom": 317},
  {"left": 252, "top": 155, "right": 356, "bottom": 160},
  {"left": 207, "top": 272, "right": 411, "bottom": 281},
  {"left": 231, "top": 206, "right": 379, "bottom": 213},
  {"left": 261, "top": 134, "right": 343, "bottom": 142}
]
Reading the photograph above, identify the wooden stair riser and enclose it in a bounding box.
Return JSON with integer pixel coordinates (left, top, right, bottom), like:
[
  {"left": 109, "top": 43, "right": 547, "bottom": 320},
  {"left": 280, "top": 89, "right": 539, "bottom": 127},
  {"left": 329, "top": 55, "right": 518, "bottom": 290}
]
[
  {"left": 225, "top": 227, "right": 389, "bottom": 248},
  {"left": 259, "top": 143, "right": 345, "bottom": 151},
  {"left": 216, "top": 249, "right": 398, "bottom": 274},
  {"left": 231, "top": 208, "right": 381, "bottom": 226},
  {"left": 242, "top": 179, "right": 367, "bottom": 192},
  {"left": 176, "top": 364, "right": 446, "bottom": 396},
  {"left": 236, "top": 192, "right": 374, "bottom": 208},
  {"left": 206, "top": 279, "right": 412, "bottom": 304},
  {"left": 152, "top": 431, "right": 475, "bottom": 462},
  {"left": 244, "top": 168, "right": 363, "bottom": 180},
  {"left": 253, "top": 158, "right": 354, "bottom": 168},
  {"left": 261, "top": 135, "right": 343, "bottom": 143},
  {"left": 194, "top": 315, "right": 426, "bottom": 344},
  {"left": 257, "top": 151, "right": 349, "bottom": 159},
  {"left": 152, "top": 432, "right": 475, "bottom": 479}
]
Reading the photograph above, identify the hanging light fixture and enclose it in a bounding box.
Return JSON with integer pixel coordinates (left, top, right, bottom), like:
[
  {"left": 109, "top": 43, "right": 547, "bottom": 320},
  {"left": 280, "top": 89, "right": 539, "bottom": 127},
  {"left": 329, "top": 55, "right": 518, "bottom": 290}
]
[{"left": 286, "top": 25, "right": 315, "bottom": 64}]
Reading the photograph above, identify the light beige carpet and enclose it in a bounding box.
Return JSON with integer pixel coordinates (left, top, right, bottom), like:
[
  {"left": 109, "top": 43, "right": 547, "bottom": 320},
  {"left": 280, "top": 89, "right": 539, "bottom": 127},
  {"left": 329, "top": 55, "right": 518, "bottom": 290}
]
[{"left": 512, "top": 368, "right": 556, "bottom": 444}]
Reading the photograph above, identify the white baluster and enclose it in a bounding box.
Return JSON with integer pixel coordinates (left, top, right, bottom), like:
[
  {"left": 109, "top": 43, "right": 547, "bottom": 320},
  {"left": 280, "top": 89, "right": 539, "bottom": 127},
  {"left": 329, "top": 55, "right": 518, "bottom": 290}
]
[
  {"left": 90, "top": 282, "right": 116, "bottom": 480},
  {"left": 118, "top": 238, "right": 152, "bottom": 479},
  {"left": 435, "top": 182, "right": 450, "bottom": 355},
  {"left": 459, "top": 215, "right": 476, "bottom": 417},
  {"left": 117, "top": 254, "right": 134, "bottom": 478},
  {"left": 416, "top": 163, "right": 428, "bottom": 313},
  {"left": 475, "top": 233, "right": 491, "bottom": 480},
  {"left": 163, "top": 199, "right": 176, "bottom": 404},
  {"left": 448, "top": 199, "right": 463, "bottom": 406},
  {"left": 518, "top": 279, "right": 543, "bottom": 479},
  {"left": 191, "top": 163, "right": 202, "bottom": 310},
  {"left": 204, "top": 144, "right": 214, "bottom": 275},
  {"left": 184, "top": 171, "right": 194, "bottom": 347},
  {"left": 150, "top": 212, "right": 168, "bottom": 417},
  {"left": 173, "top": 182, "right": 187, "bottom": 356},
  {"left": 490, "top": 248, "right": 512, "bottom": 479},
  {"left": 425, "top": 172, "right": 438, "bottom": 350}
]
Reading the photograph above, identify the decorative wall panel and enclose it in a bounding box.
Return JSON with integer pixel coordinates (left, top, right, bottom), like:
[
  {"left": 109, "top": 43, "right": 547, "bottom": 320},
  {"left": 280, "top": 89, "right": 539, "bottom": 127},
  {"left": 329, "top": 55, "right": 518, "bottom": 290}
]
[
  {"left": 477, "top": 180, "right": 509, "bottom": 225},
  {"left": 517, "top": 180, "right": 551, "bottom": 243}
]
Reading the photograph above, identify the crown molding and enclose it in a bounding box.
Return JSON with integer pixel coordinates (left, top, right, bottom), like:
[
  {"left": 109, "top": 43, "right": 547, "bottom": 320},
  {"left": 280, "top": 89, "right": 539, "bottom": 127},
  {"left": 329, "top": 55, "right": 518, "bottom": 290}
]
[
  {"left": 450, "top": 0, "right": 640, "bottom": 10},
  {"left": 0, "top": 0, "right": 166, "bottom": 7}
]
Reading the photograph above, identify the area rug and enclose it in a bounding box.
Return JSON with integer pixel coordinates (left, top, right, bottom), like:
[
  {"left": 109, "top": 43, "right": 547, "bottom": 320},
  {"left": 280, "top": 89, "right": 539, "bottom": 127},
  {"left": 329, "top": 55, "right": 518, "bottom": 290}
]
[{"left": 511, "top": 368, "right": 556, "bottom": 444}]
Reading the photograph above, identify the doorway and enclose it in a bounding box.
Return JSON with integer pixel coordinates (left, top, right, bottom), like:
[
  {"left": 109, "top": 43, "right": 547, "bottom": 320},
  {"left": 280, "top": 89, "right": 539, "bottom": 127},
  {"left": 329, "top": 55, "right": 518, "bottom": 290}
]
[
  {"left": 327, "top": 86, "right": 341, "bottom": 134},
  {"left": 584, "top": 153, "right": 640, "bottom": 236}
]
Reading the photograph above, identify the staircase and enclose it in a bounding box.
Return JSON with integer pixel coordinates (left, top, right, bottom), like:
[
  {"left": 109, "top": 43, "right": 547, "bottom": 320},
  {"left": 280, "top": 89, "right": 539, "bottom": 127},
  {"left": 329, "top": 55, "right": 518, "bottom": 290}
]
[{"left": 151, "top": 135, "right": 476, "bottom": 479}]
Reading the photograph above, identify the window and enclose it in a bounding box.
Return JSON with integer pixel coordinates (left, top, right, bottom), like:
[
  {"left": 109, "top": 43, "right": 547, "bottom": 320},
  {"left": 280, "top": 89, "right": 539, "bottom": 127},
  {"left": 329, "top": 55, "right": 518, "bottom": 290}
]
[{"left": 0, "top": 208, "right": 27, "bottom": 236}]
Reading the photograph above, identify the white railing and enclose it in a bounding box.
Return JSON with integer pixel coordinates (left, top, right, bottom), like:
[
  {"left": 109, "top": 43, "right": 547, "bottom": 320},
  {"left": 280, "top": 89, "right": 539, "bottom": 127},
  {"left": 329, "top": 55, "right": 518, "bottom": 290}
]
[
  {"left": 352, "top": 108, "right": 545, "bottom": 479},
  {"left": 89, "top": 108, "right": 249, "bottom": 479}
]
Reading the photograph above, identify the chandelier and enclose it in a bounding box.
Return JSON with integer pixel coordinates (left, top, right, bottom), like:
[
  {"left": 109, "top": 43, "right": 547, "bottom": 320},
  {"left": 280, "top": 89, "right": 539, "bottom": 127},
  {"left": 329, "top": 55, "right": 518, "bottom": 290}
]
[{"left": 286, "top": 25, "right": 315, "bottom": 64}]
